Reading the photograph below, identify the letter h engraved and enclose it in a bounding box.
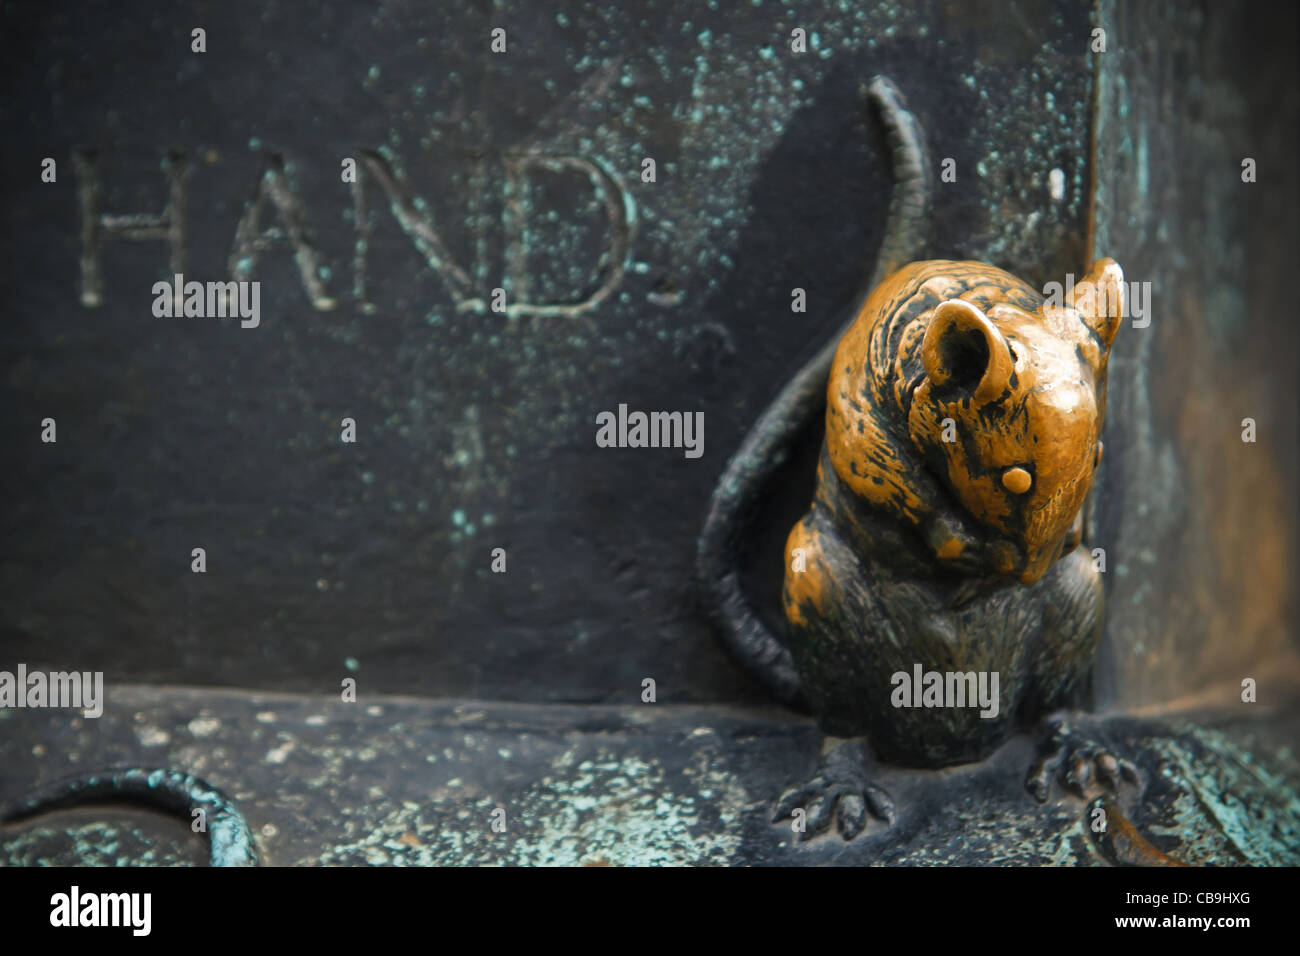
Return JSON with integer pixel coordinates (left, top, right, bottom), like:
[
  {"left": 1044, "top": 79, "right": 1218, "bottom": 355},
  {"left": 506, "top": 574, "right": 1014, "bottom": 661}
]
[{"left": 74, "top": 149, "right": 188, "bottom": 307}]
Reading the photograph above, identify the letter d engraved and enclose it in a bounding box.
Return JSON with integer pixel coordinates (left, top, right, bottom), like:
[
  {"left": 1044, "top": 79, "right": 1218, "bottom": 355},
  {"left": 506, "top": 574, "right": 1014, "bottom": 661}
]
[{"left": 501, "top": 153, "right": 632, "bottom": 318}]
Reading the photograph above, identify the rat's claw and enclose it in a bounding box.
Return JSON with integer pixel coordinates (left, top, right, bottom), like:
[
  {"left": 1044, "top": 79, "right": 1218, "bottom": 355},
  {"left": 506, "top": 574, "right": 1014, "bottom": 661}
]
[
  {"left": 864, "top": 784, "right": 897, "bottom": 826},
  {"left": 836, "top": 793, "right": 868, "bottom": 840},
  {"left": 1066, "top": 750, "right": 1095, "bottom": 794},
  {"left": 772, "top": 741, "right": 896, "bottom": 841},
  {"left": 772, "top": 780, "right": 820, "bottom": 823},
  {"left": 1026, "top": 726, "right": 1069, "bottom": 803},
  {"left": 1095, "top": 751, "right": 1119, "bottom": 784},
  {"left": 803, "top": 788, "right": 840, "bottom": 838},
  {"left": 1026, "top": 717, "right": 1144, "bottom": 803}
]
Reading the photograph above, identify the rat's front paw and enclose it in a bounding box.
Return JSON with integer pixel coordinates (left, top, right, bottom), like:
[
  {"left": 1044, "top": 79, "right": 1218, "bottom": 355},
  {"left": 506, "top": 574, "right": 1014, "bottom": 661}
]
[
  {"left": 772, "top": 740, "right": 895, "bottom": 841},
  {"left": 1026, "top": 715, "right": 1140, "bottom": 803}
]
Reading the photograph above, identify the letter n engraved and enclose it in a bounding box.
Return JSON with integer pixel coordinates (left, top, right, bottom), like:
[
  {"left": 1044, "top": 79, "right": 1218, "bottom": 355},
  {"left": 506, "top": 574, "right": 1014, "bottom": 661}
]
[{"left": 354, "top": 150, "right": 476, "bottom": 309}]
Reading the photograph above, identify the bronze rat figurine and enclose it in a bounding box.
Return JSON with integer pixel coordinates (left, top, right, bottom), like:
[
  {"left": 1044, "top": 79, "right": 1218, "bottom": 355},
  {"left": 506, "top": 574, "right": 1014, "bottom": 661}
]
[{"left": 698, "top": 77, "right": 1134, "bottom": 841}]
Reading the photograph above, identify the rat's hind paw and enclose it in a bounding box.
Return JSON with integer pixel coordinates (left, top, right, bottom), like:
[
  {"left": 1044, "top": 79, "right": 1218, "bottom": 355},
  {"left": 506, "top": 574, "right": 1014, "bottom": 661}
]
[
  {"left": 772, "top": 740, "right": 895, "bottom": 841},
  {"left": 1026, "top": 715, "right": 1140, "bottom": 803}
]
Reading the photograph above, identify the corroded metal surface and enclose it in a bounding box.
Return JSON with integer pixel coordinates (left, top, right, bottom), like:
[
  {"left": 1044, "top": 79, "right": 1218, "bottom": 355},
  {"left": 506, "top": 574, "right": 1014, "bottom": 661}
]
[
  {"left": 779, "top": 258, "right": 1122, "bottom": 764},
  {"left": 0, "top": 0, "right": 1295, "bottom": 866},
  {"left": 1088, "top": 0, "right": 1300, "bottom": 708},
  {"left": 2, "top": 687, "right": 1297, "bottom": 865},
  {"left": 0, "top": 0, "right": 1093, "bottom": 703}
]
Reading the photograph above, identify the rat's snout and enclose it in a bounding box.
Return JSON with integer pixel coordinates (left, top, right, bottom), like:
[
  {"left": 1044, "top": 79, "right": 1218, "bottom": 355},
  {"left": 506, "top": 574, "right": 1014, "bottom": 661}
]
[
  {"left": 1016, "top": 471, "right": 1090, "bottom": 583},
  {"left": 1018, "top": 536, "right": 1065, "bottom": 584}
]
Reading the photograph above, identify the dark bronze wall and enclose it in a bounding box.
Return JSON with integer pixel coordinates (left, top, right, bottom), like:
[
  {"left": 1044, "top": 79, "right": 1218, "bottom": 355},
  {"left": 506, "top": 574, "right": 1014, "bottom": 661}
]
[
  {"left": 1, "top": 0, "right": 1093, "bottom": 703},
  {"left": 1090, "top": 0, "right": 1299, "bottom": 711},
  {"left": 0, "top": 0, "right": 1293, "bottom": 717}
]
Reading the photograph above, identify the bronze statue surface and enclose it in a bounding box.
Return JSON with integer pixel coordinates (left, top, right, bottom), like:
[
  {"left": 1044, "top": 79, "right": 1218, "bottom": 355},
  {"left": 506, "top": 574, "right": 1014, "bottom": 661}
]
[{"left": 699, "top": 79, "right": 1141, "bottom": 842}]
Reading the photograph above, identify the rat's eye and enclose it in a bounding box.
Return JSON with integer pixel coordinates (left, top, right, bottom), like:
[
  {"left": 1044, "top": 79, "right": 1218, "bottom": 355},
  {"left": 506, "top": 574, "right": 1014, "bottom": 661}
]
[{"left": 1001, "top": 466, "right": 1032, "bottom": 494}]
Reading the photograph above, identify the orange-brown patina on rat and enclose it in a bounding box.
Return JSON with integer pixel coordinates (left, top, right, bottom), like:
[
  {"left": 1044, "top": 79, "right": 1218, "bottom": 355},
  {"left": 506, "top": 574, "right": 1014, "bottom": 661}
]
[
  {"left": 800, "top": 258, "right": 1123, "bottom": 591},
  {"left": 778, "top": 257, "right": 1125, "bottom": 765}
]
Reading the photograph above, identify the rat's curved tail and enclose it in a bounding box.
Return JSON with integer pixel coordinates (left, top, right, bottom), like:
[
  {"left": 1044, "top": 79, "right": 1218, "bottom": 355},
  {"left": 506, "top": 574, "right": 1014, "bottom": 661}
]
[
  {"left": 2, "top": 766, "right": 258, "bottom": 866},
  {"left": 696, "top": 76, "right": 931, "bottom": 708}
]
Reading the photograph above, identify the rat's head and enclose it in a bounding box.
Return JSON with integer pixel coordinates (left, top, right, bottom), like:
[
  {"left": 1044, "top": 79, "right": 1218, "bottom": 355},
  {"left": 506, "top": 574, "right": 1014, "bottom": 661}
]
[{"left": 907, "top": 259, "right": 1124, "bottom": 583}]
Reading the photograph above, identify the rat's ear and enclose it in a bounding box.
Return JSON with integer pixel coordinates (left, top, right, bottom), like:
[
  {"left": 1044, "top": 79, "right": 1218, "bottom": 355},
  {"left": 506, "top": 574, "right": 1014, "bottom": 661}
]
[
  {"left": 921, "top": 299, "right": 1014, "bottom": 406},
  {"left": 1072, "top": 258, "right": 1124, "bottom": 348}
]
